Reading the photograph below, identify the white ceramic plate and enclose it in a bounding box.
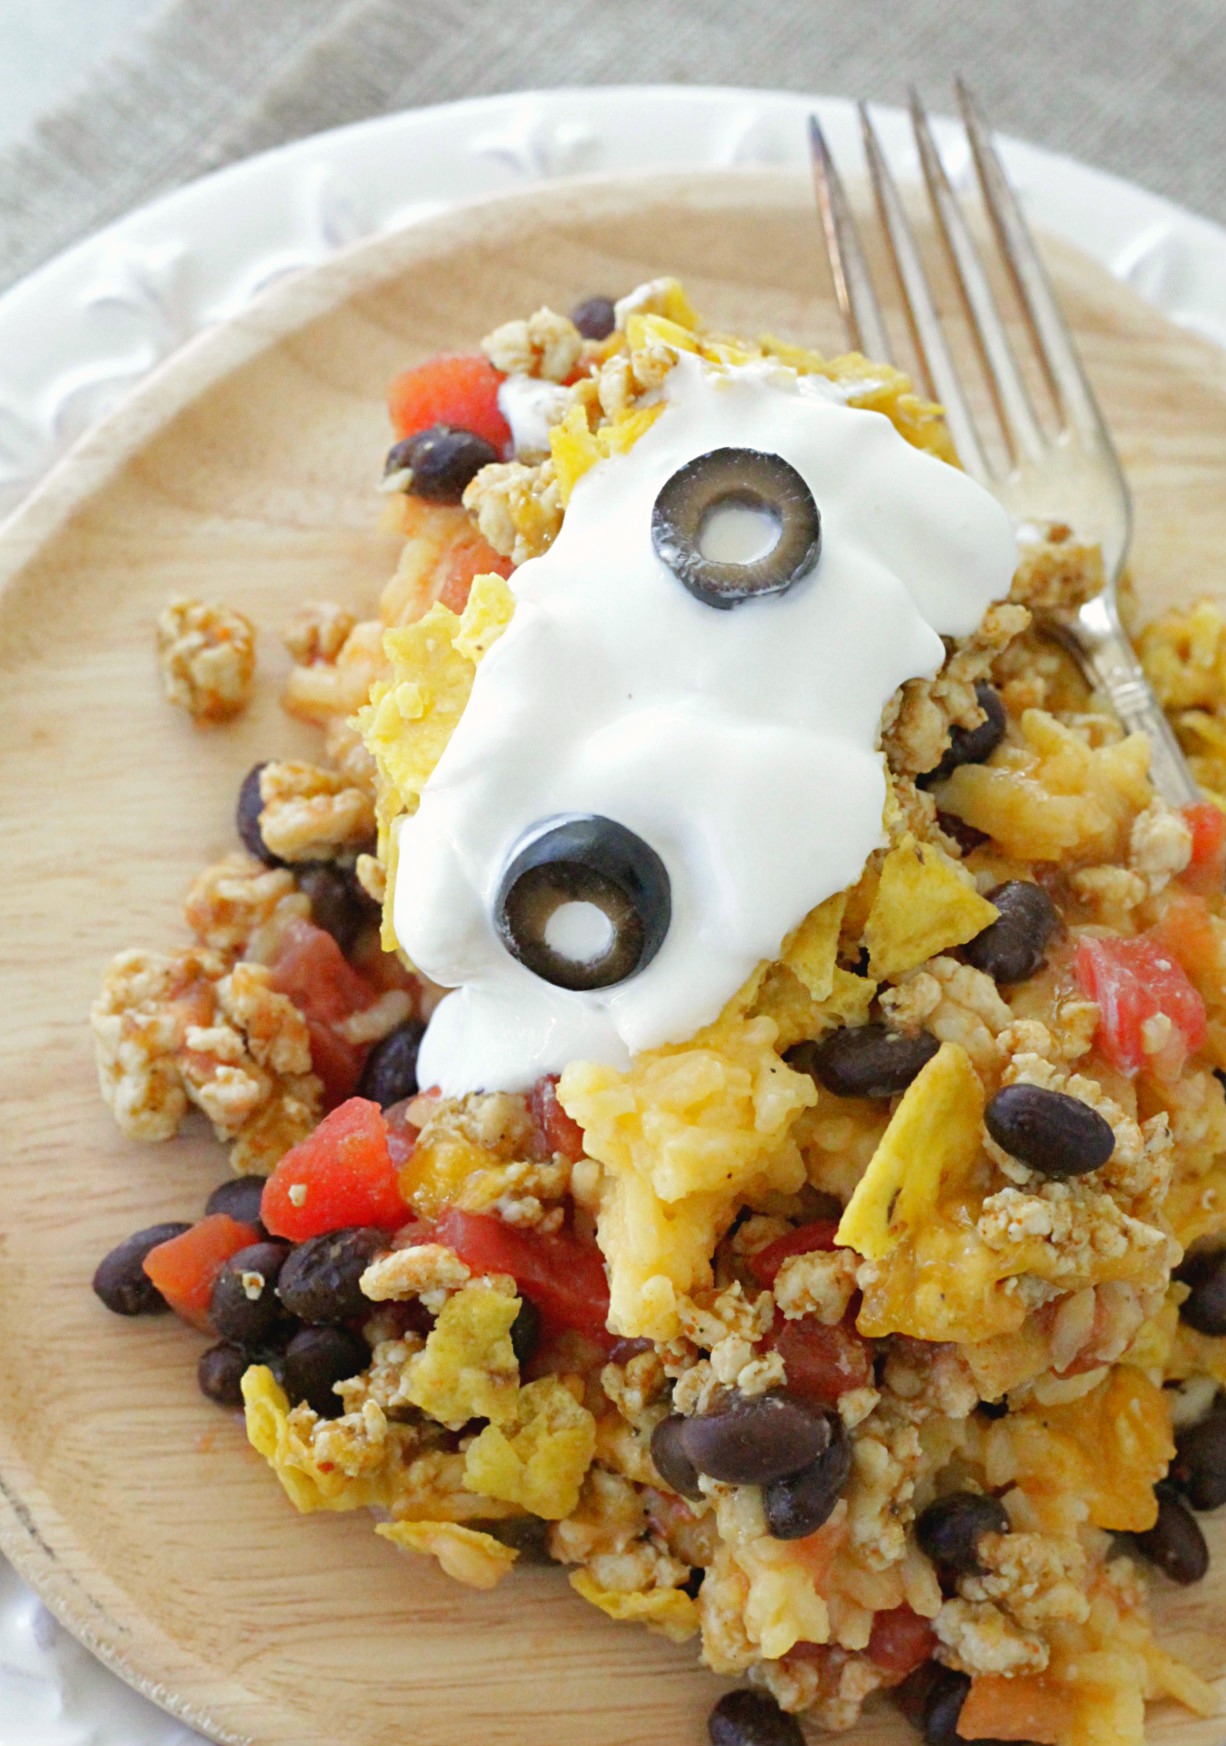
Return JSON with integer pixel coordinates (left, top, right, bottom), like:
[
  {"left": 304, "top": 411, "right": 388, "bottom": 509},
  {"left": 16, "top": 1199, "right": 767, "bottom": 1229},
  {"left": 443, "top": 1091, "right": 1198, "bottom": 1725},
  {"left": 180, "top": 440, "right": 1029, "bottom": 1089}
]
[{"left": 3, "top": 83, "right": 1225, "bottom": 1746}]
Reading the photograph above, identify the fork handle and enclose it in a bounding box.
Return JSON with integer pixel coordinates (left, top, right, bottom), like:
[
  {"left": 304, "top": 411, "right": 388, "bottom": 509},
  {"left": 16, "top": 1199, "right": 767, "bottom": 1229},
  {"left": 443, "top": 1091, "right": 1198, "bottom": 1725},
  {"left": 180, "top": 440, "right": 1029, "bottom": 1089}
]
[{"left": 1051, "top": 595, "right": 1201, "bottom": 808}]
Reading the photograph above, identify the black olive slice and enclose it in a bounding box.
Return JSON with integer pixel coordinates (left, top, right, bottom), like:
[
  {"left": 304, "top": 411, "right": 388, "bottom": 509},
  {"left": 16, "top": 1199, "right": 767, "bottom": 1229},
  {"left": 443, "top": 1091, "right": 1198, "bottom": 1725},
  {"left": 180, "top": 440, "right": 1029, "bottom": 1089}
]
[
  {"left": 651, "top": 447, "right": 822, "bottom": 610},
  {"left": 494, "top": 815, "right": 671, "bottom": 991}
]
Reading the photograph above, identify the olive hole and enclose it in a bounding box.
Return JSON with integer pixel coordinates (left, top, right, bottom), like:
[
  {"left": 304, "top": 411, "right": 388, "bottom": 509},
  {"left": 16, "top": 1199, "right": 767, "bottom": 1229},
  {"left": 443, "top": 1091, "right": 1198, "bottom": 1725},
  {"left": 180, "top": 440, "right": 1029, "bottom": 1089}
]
[
  {"left": 543, "top": 899, "right": 617, "bottom": 965},
  {"left": 697, "top": 493, "right": 782, "bottom": 567}
]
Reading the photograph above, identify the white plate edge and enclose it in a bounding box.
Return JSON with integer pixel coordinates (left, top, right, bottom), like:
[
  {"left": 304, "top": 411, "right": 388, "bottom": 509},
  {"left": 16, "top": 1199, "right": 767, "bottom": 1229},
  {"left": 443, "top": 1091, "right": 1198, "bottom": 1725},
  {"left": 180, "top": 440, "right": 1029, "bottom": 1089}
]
[{"left": 1, "top": 84, "right": 1225, "bottom": 524}]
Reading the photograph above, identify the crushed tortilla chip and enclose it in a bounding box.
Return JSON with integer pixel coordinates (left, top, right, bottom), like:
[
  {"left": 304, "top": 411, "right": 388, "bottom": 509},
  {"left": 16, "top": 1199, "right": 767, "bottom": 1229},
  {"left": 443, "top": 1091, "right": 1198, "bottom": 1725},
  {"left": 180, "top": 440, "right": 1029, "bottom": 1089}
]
[
  {"left": 359, "top": 604, "right": 473, "bottom": 831},
  {"left": 864, "top": 835, "right": 999, "bottom": 981},
  {"left": 780, "top": 891, "right": 847, "bottom": 1002},
  {"left": 837, "top": 1041, "right": 984, "bottom": 1261},
  {"left": 404, "top": 1279, "right": 521, "bottom": 1430},
  {"left": 549, "top": 403, "right": 600, "bottom": 504},
  {"left": 242, "top": 1365, "right": 395, "bottom": 1513},
  {"left": 464, "top": 1376, "right": 597, "bottom": 1519},
  {"left": 550, "top": 400, "right": 664, "bottom": 504},
  {"left": 569, "top": 1571, "right": 700, "bottom": 1642},
  {"left": 453, "top": 570, "right": 515, "bottom": 663},
  {"left": 624, "top": 310, "right": 701, "bottom": 358},
  {"left": 377, "top": 1519, "right": 518, "bottom": 1589},
  {"left": 357, "top": 573, "right": 515, "bottom": 950},
  {"left": 618, "top": 275, "right": 701, "bottom": 329}
]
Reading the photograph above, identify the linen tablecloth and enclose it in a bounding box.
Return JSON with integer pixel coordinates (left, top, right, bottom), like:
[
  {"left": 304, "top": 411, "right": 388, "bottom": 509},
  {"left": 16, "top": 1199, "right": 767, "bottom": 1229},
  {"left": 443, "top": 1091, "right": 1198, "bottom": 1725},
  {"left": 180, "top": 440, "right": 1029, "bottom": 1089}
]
[{"left": 1, "top": 0, "right": 1225, "bottom": 295}]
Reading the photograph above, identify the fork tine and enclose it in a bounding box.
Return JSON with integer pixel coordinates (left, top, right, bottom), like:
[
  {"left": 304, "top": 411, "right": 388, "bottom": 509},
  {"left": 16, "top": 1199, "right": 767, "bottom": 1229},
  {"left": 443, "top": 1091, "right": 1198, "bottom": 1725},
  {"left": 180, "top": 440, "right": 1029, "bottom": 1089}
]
[
  {"left": 857, "top": 102, "right": 992, "bottom": 485},
  {"left": 908, "top": 87, "right": 1046, "bottom": 469},
  {"left": 807, "top": 113, "right": 893, "bottom": 365},
  {"left": 955, "top": 77, "right": 1113, "bottom": 453}
]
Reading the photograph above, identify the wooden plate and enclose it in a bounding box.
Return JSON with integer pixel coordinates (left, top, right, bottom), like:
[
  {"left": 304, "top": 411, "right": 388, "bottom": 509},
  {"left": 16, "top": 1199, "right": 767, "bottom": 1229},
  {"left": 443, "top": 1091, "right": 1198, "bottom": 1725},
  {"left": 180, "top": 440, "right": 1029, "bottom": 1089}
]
[{"left": 1, "top": 169, "right": 1225, "bottom": 1746}]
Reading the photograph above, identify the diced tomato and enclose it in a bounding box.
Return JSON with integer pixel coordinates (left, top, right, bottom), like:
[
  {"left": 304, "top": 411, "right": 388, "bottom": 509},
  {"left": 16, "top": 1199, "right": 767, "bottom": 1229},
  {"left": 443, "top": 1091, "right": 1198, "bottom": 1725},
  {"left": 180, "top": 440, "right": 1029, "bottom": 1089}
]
[
  {"left": 1073, "top": 930, "right": 1207, "bottom": 1079},
  {"left": 749, "top": 1221, "right": 840, "bottom": 1287},
  {"left": 270, "top": 919, "right": 376, "bottom": 1027},
  {"left": 785, "top": 1640, "right": 832, "bottom": 1667},
  {"left": 769, "top": 1313, "right": 873, "bottom": 1404},
  {"left": 433, "top": 1207, "right": 612, "bottom": 1344},
  {"left": 1180, "top": 801, "right": 1226, "bottom": 896},
  {"left": 866, "top": 1606, "right": 937, "bottom": 1680},
  {"left": 349, "top": 929, "right": 422, "bottom": 995},
  {"left": 387, "top": 352, "right": 511, "bottom": 453},
  {"left": 304, "top": 1023, "right": 368, "bottom": 1108},
  {"left": 1153, "top": 892, "right": 1226, "bottom": 1008},
  {"left": 142, "top": 1214, "right": 261, "bottom": 1332},
  {"left": 260, "top": 1097, "right": 410, "bottom": 1240},
  {"left": 382, "top": 1096, "right": 422, "bottom": 1168},
  {"left": 530, "top": 1075, "right": 587, "bottom": 1163},
  {"left": 269, "top": 918, "right": 381, "bottom": 1104},
  {"left": 435, "top": 535, "right": 514, "bottom": 615}
]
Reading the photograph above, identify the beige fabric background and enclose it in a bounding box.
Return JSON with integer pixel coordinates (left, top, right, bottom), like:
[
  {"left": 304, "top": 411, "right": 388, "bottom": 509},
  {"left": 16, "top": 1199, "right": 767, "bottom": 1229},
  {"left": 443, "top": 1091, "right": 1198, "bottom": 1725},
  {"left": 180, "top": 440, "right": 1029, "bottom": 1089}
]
[{"left": 0, "top": 0, "right": 1224, "bottom": 295}]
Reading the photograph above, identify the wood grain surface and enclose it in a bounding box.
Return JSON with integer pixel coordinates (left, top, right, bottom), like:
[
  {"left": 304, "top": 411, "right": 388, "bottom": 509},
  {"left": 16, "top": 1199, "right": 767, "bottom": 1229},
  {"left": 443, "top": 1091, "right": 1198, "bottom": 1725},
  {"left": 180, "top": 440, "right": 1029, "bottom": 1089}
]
[{"left": 1, "top": 169, "right": 1225, "bottom": 1746}]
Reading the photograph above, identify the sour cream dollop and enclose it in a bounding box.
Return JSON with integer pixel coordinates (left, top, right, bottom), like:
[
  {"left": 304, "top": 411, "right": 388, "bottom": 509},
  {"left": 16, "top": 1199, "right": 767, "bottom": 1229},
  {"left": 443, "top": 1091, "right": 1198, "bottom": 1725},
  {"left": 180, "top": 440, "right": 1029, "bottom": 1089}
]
[
  {"left": 497, "top": 374, "right": 571, "bottom": 458},
  {"left": 395, "top": 354, "right": 1018, "bottom": 1094}
]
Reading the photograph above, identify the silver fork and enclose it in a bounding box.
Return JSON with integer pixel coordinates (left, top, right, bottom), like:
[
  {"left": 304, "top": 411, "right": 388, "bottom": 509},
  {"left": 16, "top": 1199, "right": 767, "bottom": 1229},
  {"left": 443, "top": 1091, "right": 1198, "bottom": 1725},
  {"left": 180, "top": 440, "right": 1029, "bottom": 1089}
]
[{"left": 808, "top": 82, "right": 1199, "bottom": 807}]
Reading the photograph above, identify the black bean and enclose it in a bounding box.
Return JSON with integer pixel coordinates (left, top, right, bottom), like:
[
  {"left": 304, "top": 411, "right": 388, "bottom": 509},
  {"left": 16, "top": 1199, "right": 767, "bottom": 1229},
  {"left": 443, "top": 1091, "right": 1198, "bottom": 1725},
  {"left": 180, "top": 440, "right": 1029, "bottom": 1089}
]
[
  {"left": 510, "top": 1297, "right": 542, "bottom": 1368},
  {"left": 764, "top": 1414, "right": 851, "bottom": 1538},
  {"left": 296, "top": 863, "right": 371, "bottom": 955},
  {"left": 484, "top": 1514, "right": 554, "bottom": 1563},
  {"left": 198, "top": 1342, "right": 250, "bottom": 1407},
  {"left": 679, "top": 1392, "right": 826, "bottom": 1486},
  {"left": 1170, "top": 1394, "right": 1226, "bottom": 1512},
  {"left": 236, "top": 763, "right": 281, "bottom": 866},
  {"left": 205, "top": 1174, "right": 268, "bottom": 1230},
  {"left": 569, "top": 295, "right": 617, "bottom": 341},
  {"left": 787, "top": 1023, "right": 939, "bottom": 1099},
  {"left": 276, "top": 1227, "right": 386, "bottom": 1324},
  {"left": 708, "top": 1689, "right": 804, "bottom": 1746},
  {"left": 916, "top": 1491, "right": 1010, "bottom": 1576},
  {"left": 922, "top": 683, "right": 1007, "bottom": 786},
  {"left": 984, "top": 1084, "right": 1115, "bottom": 1178},
  {"left": 920, "top": 1667, "right": 972, "bottom": 1745},
  {"left": 210, "top": 1241, "right": 292, "bottom": 1347},
  {"left": 938, "top": 811, "right": 988, "bottom": 856},
  {"left": 93, "top": 1222, "right": 192, "bottom": 1316},
  {"left": 1177, "top": 1246, "right": 1226, "bottom": 1336},
  {"left": 398, "top": 1298, "right": 437, "bottom": 1339},
  {"left": 356, "top": 1020, "right": 426, "bottom": 1108},
  {"left": 962, "top": 881, "right": 1059, "bottom": 985},
  {"left": 384, "top": 424, "right": 499, "bottom": 502},
  {"left": 1129, "top": 1484, "right": 1209, "bottom": 1584},
  {"left": 608, "top": 1336, "right": 654, "bottom": 1365},
  {"left": 282, "top": 1326, "right": 369, "bottom": 1418},
  {"left": 893, "top": 1660, "right": 942, "bottom": 1729},
  {"left": 650, "top": 1413, "right": 704, "bottom": 1500},
  {"left": 894, "top": 1665, "right": 1018, "bottom": 1745}
]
